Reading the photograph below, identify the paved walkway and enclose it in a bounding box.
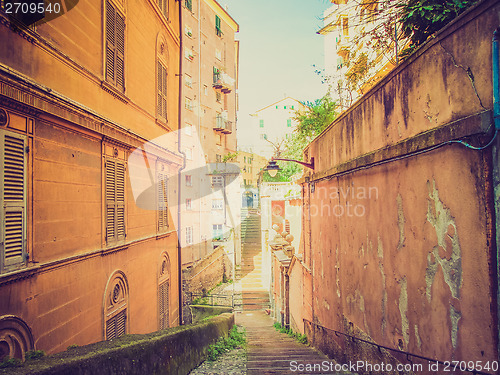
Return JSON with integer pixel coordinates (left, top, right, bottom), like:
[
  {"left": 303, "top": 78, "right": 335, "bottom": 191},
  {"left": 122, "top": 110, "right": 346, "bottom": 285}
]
[{"left": 237, "top": 310, "right": 344, "bottom": 375}]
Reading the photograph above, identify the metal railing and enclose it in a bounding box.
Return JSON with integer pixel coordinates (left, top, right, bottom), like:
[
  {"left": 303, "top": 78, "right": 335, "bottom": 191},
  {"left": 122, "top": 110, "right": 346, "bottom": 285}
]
[
  {"left": 189, "top": 292, "right": 234, "bottom": 308},
  {"left": 303, "top": 319, "right": 495, "bottom": 375}
]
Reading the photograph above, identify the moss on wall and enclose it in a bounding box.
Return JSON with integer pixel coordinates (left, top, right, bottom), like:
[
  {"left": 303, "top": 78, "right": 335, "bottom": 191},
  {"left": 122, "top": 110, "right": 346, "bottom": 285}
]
[{"left": 0, "top": 313, "right": 234, "bottom": 375}]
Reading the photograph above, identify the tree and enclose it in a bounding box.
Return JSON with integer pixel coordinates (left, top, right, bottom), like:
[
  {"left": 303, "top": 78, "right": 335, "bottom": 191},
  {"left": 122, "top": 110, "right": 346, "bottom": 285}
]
[{"left": 262, "top": 95, "right": 337, "bottom": 182}]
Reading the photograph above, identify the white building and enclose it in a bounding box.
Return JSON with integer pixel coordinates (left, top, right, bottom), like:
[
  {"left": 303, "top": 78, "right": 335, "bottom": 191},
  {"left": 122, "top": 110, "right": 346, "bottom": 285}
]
[
  {"left": 318, "top": 0, "right": 401, "bottom": 110},
  {"left": 239, "top": 97, "right": 306, "bottom": 159}
]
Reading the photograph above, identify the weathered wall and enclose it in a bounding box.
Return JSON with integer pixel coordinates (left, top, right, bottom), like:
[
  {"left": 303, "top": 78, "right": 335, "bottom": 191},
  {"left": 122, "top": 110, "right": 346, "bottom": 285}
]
[
  {"left": 0, "top": 313, "right": 234, "bottom": 375},
  {"left": 302, "top": 0, "right": 500, "bottom": 372},
  {"left": 182, "top": 245, "right": 233, "bottom": 323}
]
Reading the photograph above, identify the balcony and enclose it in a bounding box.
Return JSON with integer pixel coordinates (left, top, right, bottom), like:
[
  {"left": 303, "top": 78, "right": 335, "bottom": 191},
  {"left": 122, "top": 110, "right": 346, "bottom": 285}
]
[
  {"left": 213, "top": 71, "right": 234, "bottom": 93},
  {"left": 213, "top": 114, "right": 232, "bottom": 134}
]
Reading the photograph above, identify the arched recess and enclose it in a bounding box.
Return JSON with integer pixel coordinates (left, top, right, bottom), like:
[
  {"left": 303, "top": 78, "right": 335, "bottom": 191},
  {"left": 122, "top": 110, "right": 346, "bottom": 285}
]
[
  {"left": 103, "top": 271, "right": 129, "bottom": 340},
  {"left": 158, "top": 252, "right": 170, "bottom": 329},
  {"left": 0, "top": 316, "right": 34, "bottom": 361}
]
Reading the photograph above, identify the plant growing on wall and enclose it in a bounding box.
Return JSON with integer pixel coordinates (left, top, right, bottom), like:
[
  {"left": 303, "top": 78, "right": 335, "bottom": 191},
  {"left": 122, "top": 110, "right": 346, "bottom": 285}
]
[{"left": 397, "top": 0, "right": 479, "bottom": 55}]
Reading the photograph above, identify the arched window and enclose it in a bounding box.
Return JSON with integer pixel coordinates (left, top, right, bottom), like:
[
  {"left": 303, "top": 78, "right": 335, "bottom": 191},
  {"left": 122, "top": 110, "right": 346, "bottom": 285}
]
[
  {"left": 157, "top": 34, "right": 169, "bottom": 123},
  {"left": 158, "top": 253, "right": 170, "bottom": 329},
  {"left": 104, "top": 271, "right": 129, "bottom": 340},
  {"left": 0, "top": 316, "right": 34, "bottom": 361}
]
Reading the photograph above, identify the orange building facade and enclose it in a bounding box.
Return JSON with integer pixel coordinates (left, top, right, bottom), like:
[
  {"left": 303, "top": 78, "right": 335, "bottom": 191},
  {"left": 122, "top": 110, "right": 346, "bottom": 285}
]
[{"left": 0, "top": 0, "right": 182, "bottom": 358}]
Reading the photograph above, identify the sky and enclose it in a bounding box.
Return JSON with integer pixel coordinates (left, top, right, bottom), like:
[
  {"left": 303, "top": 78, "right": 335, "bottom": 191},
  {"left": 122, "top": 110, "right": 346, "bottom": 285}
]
[{"left": 219, "top": 0, "right": 331, "bottom": 148}]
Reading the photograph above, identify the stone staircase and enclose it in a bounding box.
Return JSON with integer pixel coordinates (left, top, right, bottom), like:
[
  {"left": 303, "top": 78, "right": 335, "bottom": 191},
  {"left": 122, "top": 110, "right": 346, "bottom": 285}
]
[
  {"left": 237, "top": 311, "right": 347, "bottom": 375},
  {"left": 236, "top": 208, "right": 270, "bottom": 311}
]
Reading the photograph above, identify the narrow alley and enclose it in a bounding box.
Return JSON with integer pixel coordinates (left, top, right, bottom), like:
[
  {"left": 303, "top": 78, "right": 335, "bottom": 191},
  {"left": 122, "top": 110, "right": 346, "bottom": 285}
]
[{"left": 191, "top": 209, "right": 353, "bottom": 375}]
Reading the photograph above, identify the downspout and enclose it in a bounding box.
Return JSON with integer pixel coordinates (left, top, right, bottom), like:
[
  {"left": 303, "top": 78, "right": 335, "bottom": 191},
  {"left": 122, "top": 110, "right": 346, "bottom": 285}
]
[
  {"left": 493, "top": 28, "right": 499, "bottom": 131},
  {"left": 493, "top": 27, "right": 500, "bottom": 358},
  {"left": 177, "top": 0, "right": 186, "bottom": 325}
]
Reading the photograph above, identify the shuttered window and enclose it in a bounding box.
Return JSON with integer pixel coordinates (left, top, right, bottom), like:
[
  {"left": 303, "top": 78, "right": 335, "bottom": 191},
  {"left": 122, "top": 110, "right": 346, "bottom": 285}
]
[
  {"left": 157, "top": 171, "right": 168, "bottom": 231},
  {"left": 158, "top": 281, "right": 169, "bottom": 329},
  {"left": 105, "top": 0, "right": 125, "bottom": 92},
  {"left": 215, "top": 15, "right": 221, "bottom": 36},
  {"left": 105, "top": 158, "right": 126, "bottom": 243},
  {"left": 157, "top": 0, "right": 168, "bottom": 18},
  {"left": 105, "top": 309, "right": 126, "bottom": 340},
  {"left": 1, "top": 131, "right": 27, "bottom": 273},
  {"left": 157, "top": 62, "right": 168, "bottom": 121}
]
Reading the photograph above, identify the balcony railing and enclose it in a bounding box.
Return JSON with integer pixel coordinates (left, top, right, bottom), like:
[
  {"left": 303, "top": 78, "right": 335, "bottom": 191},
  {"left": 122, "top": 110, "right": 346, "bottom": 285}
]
[
  {"left": 213, "top": 71, "right": 234, "bottom": 93},
  {"left": 214, "top": 115, "right": 232, "bottom": 134}
]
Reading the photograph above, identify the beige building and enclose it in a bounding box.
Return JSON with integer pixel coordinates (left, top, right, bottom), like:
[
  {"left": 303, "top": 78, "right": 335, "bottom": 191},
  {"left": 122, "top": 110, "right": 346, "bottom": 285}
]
[
  {"left": 236, "top": 151, "right": 267, "bottom": 188},
  {"left": 318, "top": 0, "right": 402, "bottom": 110},
  {"left": 180, "top": 0, "right": 240, "bottom": 266}
]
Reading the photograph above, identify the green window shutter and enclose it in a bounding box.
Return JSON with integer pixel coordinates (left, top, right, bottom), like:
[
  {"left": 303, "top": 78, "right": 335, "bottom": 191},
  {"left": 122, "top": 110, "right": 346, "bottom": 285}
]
[
  {"left": 1, "top": 131, "right": 27, "bottom": 272},
  {"left": 215, "top": 15, "right": 221, "bottom": 36},
  {"left": 259, "top": 119, "right": 264, "bottom": 128},
  {"left": 287, "top": 119, "right": 292, "bottom": 127}
]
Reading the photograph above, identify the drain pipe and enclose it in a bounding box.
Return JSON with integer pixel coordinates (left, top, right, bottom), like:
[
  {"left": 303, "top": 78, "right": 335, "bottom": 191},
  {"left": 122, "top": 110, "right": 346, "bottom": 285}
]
[
  {"left": 493, "top": 27, "right": 500, "bottom": 359},
  {"left": 493, "top": 28, "right": 500, "bottom": 130},
  {"left": 177, "top": 0, "right": 186, "bottom": 325}
]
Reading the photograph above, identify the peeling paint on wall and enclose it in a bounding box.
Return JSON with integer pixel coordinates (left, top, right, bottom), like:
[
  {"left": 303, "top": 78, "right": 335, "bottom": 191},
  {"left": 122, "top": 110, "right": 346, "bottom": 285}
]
[
  {"left": 335, "top": 246, "right": 341, "bottom": 298},
  {"left": 396, "top": 194, "right": 405, "bottom": 250},
  {"left": 346, "top": 289, "right": 370, "bottom": 336},
  {"left": 378, "top": 234, "right": 387, "bottom": 336},
  {"left": 399, "top": 277, "right": 409, "bottom": 347},
  {"left": 450, "top": 305, "right": 461, "bottom": 349},
  {"left": 425, "top": 180, "right": 463, "bottom": 300},
  {"left": 415, "top": 325, "right": 422, "bottom": 350}
]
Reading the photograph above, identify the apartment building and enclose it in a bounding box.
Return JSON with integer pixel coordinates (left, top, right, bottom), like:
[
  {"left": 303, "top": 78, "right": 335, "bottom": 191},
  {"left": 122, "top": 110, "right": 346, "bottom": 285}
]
[
  {"left": 241, "top": 97, "right": 305, "bottom": 159},
  {"left": 0, "top": 0, "right": 182, "bottom": 358},
  {"left": 318, "top": 0, "right": 400, "bottom": 110},
  {"left": 180, "top": 0, "right": 240, "bottom": 266}
]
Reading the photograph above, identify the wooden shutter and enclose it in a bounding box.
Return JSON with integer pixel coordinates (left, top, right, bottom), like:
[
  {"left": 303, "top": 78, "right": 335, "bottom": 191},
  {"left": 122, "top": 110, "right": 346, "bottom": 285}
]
[
  {"left": 157, "top": 62, "right": 167, "bottom": 120},
  {"left": 106, "top": 309, "right": 126, "bottom": 340},
  {"left": 105, "top": 0, "right": 125, "bottom": 91},
  {"left": 1, "top": 131, "right": 26, "bottom": 271},
  {"left": 105, "top": 159, "right": 126, "bottom": 243},
  {"left": 158, "top": 281, "right": 169, "bottom": 329},
  {"left": 105, "top": 1, "right": 116, "bottom": 84},
  {"left": 115, "top": 12, "right": 125, "bottom": 91},
  {"left": 157, "top": 172, "right": 168, "bottom": 230}
]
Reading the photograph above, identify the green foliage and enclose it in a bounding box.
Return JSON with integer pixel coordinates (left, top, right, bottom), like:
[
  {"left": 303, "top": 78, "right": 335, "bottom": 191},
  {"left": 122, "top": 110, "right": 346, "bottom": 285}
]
[
  {"left": 345, "top": 52, "right": 372, "bottom": 93},
  {"left": 273, "top": 322, "right": 308, "bottom": 344},
  {"left": 67, "top": 344, "right": 79, "bottom": 350},
  {"left": 398, "top": 0, "right": 478, "bottom": 50},
  {"left": 207, "top": 325, "right": 246, "bottom": 361},
  {"left": 294, "top": 96, "right": 337, "bottom": 139},
  {"left": 25, "top": 350, "right": 45, "bottom": 360},
  {"left": 0, "top": 357, "right": 22, "bottom": 368},
  {"left": 262, "top": 96, "right": 337, "bottom": 183},
  {"left": 222, "top": 151, "right": 238, "bottom": 163}
]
